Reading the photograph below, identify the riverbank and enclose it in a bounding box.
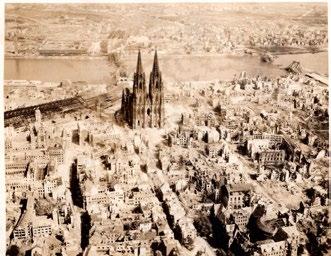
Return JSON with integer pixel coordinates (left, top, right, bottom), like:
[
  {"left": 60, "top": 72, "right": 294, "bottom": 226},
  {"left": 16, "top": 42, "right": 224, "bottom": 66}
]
[
  {"left": 4, "top": 52, "right": 249, "bottom": 60},
  {"left": 250, "top": 46, "right": 328, "bottom": 56},
  {"left": 5, "top": 55, "right": 108, "bottom": 60},
  {"left": 5, "top": 46, "right": 328, "bottom": 60}
]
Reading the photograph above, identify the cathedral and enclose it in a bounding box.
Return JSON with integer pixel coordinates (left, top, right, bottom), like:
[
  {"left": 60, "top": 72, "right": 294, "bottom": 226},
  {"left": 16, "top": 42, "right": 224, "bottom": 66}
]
[{"left": 121, "top": 50, "right": 165, "bottom": 129}]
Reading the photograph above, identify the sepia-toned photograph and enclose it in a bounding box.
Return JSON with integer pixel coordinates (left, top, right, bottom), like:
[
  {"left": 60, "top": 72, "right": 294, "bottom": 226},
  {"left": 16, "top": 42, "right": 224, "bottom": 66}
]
[{"left": 3, "top": 1, "right": 329, "bottom": 256}]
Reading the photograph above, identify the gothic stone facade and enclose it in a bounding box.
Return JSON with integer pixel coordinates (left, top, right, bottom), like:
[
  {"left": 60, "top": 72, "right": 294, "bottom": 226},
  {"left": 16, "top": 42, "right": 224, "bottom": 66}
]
[{"left": 121, "top": 50, "right": 165, "bottom": 129}]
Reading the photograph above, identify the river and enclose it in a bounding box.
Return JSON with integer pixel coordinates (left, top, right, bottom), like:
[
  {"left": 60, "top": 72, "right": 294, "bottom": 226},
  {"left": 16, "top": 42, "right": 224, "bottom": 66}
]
[{"left": 4, "top": 52, "right": 328, "bottom": 83}]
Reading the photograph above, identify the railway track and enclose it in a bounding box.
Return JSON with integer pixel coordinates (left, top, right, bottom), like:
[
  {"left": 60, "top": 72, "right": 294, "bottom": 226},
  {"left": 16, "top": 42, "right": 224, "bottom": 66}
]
[
  {"left": 4, "top": 96, "right": 85, "bottom": 119},
  {"left": 4, "top": 89, "right": 123, "bottom": 127}
]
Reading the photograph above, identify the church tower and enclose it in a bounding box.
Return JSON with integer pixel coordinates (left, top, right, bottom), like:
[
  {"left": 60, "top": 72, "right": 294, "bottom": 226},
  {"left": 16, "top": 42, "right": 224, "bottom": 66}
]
[
  {"left": 120, "top": 50, "right": 165, "bottom": 129},
  {"left": 132, "top": 50, "right": 146, "bottom": 129},
  {"left": 148, "top": 50, "right": 164, "bottom": 128}
]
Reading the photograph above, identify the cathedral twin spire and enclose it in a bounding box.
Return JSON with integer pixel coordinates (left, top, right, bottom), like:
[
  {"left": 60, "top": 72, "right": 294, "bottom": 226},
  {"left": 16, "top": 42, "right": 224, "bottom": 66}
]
[
  {"left": 135, "top": 49, "right": 160, "bottom": 76},
  {"left": 134, "top": 49, "right": 162, "bottom": 93},
  {"left": 121, "top": 49, "right": 164, "bottom": 129}
]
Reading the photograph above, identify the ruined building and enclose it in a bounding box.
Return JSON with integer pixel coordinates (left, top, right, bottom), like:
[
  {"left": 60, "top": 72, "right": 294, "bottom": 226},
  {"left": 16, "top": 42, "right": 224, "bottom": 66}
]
[{"left": 121, "top": 50, "right": 165, "bottom": 129}]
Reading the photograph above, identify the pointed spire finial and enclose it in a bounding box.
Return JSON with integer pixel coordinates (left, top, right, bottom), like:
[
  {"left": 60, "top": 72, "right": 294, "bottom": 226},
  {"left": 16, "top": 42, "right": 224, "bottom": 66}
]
[
  {"left": 152, "top": 49, "right": 159, "bottom": 74},
  {"left": 136, "top": 49, "right": 143, "bottom": 74}
]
